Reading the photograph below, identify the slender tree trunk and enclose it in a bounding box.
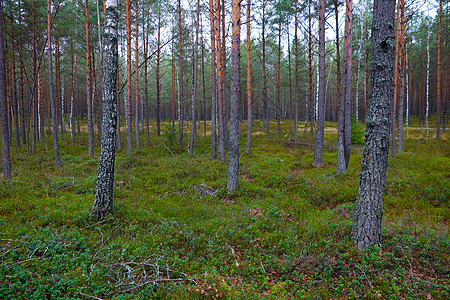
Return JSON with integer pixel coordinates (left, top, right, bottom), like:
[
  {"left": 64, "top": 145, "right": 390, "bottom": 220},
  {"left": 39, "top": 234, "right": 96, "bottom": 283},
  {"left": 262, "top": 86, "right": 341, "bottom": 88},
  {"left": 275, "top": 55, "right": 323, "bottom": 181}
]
[
  {"left": 156, "top": 9, "right": 161, "bottom": 138},
  {"left": 436, "top": 0, "right": 442, "bottom": 139},
  {"left": 352, "top": 0, "right": 395, "bottom": 251},
  {"left": 93, "top": 0, "right": 119, "bottom": 219},
  {"left": 0, "top": 1, "right": 11, "bottom": 180},
  {"left": 71, "top": 53, "right": 76, "bottom": 141},
  {"left": 313, "top": 0, "right": 326, "bottom": 166},
  {"left": 47, "top": 0, "right": 61, "bottom": 167},
  {"left": 294, "top": 7, "right": 299, "bottom": 142},
  {"left": 189, "top": 0, "right": 200, "bottom": 155},
  {"left": 245, "top": 0, "right": 252, "bottom": 155},
  {"left": 210, "top": 0, "right": 217, "bottom": 160},
  {"left": 85, "top": 0, "right": 94, "bottom": 157},
  {"left": 337, "top": 0, "right": 352, "bottom": 173},
  {"left": 9, "top": 19, "right": 19, "bottom": 147},
  {"left": 143, "top": 12, "right": 149, "bottom": 145},
  {"left": 201, "top": 34, "right": 207, "bottom": 143},
  {"left": 425, "top": 19, "right": 430, "bottom": 143},
  {"left": 178, "top": 0, "right": 184, "bottom": 148},
  {"left": 262, "top": 1, "right": 269, "bottom": 138},
  {"left": 397, "top": 0, "right": 405, "bottom": 153},
  {"left": 277, "top": 21, "right": 282, "bottom": 138},
  {"left": 227, "top": 0, "right": 241, "bottom": 192},
  {"left": 308, "top": 0, "right": 314, "bottom": 138},
  {"left": 216, "top": 0, "right": 225, "bottom": 161},
  {"left": 287, "top": 22, "right": 293, "bottom": 134},
  {"left": 391, "top": 0, "right": 401, "bottom": 158},
  {"left": 32, "top": 0, "right": 37, "bottom": 151},
  {"left": 134, "top": 0, "right": 140, "bottom": 149},
  {"left": 125, "top": 0, "right": 133, "bottom": 155}
]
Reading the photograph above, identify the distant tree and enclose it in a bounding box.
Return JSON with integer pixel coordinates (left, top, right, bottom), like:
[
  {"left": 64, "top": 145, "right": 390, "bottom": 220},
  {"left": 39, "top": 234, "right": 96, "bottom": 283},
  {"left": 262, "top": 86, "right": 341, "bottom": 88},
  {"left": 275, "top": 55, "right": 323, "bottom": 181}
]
[
  {"left": 125, "top": 0, "right": 133, "bottom": 156},
  {"left": 134, "top": 0, "right": 140, "bottom": 150},
  {"left": 93, "top": 0, "right": 119, "bottom": 219},
  {"left": 209, "top": 0, "right": 217, "bottom": 160},
  {"left": 85, "top": 0, "right": 94, "bottom": 157},
  {"left": 0, "top": 0, "right": 11, "bottom": 180},
  {"left": 227, "top": 0, "right": 241, "bottom": 192},
  {"left": 245, "top": 0, "right": 252, "bottom": 155},
  {"left": 436, "top": 0, "right": 442, "bottom": 139},
  {"left": 178, "top": 0, "right": 184, "bottom": 148},
  {"left": 189, "top": 0, "right": 200, "bottom": 155},
  {"left": 352, "top": 0, "right": 395, "bottom": 251}
]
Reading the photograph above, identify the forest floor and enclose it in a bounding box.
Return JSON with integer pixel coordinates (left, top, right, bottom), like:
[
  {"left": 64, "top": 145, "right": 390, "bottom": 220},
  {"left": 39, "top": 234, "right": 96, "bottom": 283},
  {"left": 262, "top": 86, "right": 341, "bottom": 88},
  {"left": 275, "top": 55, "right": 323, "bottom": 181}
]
[{"left": 0, "top": 119, "right": 449, "bottom": 299}]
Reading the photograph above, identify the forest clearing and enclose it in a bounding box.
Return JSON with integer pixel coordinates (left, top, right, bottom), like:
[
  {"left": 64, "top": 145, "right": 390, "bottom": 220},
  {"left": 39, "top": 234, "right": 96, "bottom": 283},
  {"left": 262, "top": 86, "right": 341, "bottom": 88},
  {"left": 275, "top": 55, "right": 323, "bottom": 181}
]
[{"left": 1, "top": 120, "right": 449, "bottom": 299}]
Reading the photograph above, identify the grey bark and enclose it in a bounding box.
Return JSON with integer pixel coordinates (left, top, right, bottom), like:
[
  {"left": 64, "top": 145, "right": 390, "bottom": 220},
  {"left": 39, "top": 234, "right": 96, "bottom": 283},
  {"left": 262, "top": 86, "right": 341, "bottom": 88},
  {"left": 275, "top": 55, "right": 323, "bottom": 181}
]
[
  {"left": 210, "top": 0, "right": 217, "bottom": 160},
  {"left": 313, "top": 0, "right": 326, "bottom": 166},
  {"left": 178, "top": 0, "right": 184, "bottom": 148},
  {"left": 0, "top": 2, "right": 11, "bottom": 180},
  {"left": 189, "top": 0, "right": 200, "bottom": 155},
  {"left": 227, "top": 0, "right": 240, "bottom": 192},
  {"left": 352, "top": 0, "right": 395, "bottom": 251},
  {"left": 93, "top": 0, "right": 119, "bottom": 219}
]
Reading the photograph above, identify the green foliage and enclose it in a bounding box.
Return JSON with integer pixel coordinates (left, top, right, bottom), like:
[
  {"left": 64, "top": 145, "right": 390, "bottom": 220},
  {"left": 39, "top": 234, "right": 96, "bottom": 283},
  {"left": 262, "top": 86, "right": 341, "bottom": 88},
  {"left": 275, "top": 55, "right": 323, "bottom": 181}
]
[{"left": 0, "top": 120, "right": 448, "bottom": 299}]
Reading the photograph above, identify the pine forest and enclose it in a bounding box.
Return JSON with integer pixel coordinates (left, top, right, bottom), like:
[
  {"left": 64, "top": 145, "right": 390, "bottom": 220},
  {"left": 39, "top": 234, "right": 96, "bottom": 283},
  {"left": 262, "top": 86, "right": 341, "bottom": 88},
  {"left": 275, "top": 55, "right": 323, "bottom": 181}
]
[{"left": 0, "top": 0, "right": 449, "bottom": 298}]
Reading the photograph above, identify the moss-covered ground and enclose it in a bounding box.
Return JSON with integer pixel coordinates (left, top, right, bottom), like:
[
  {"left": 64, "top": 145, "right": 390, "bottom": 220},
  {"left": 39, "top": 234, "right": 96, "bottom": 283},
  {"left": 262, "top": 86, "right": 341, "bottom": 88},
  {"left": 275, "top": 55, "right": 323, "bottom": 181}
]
[{"left": 0, "top": 119, "right": 448, "bottom": 299}]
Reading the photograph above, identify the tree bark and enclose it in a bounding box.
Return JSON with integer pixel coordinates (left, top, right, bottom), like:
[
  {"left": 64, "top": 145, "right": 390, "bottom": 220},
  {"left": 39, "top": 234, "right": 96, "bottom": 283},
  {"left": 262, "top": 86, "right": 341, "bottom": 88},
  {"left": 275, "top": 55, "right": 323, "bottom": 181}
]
[
  {"left": 277, "top": 21, "right": 282, "bottom": 138},
  {"left": 391, "top": 0, "right": 401, "bottom": 158},
  {"left": 85, "top": 0, "right": 94, "bottom": 157},
  {"left": 313, "top": 0, "right": 326, "bottom": 166},
  {"left": 216, "top": 0, "right": 225, "bottom": 161},
  {"left": 178, "top": 0, "right": 184, "bottom": 148},
  {"left": 189, "top": 0, "right": 200, "bottom": 155},
  {"left": 227, "top": 0, "right": 241, "bottom": 192},
  {"left": 0, "top": 1, "right": 11, "bottom": 180},
  {"left": 93, "top": 0, "right": 119, "bottom": 219},
  {"left": 337, "top": 0, "right": 352, "bottom": 173},
  {"left": 245, "top": 0, "right": 252, "bottom": 155},
  {"left": 352, "top": 0, "right": 395, "bottom": 251},
  {"left": 396, "top": 0, "right": 405, "bottom": 153},
  {"left": 125, "top": 0, "right": 133, "bottom": 155},
  {"left": 294, "top": 6, "right": 299, "bottom": 142},
  {"left": 210, "top": 0, "right": 217, "bottom": 160},
  {"left": 9, "top": 17, "right": 19, "bottom": 148},
  {"left": 156, "top": 8, "right": 161, "bottom": 138},
  {"left": 134, "top": 0, "right": 140, "bottom": 150},
  {"left": 47, "top": 0, "right": 61, "bottom": 167},
  {"left": 262, "top": 1, "right": 269, "bottom": 138},
  {"left": 436, "top": 0, "right": 442, "bottom": 139}
]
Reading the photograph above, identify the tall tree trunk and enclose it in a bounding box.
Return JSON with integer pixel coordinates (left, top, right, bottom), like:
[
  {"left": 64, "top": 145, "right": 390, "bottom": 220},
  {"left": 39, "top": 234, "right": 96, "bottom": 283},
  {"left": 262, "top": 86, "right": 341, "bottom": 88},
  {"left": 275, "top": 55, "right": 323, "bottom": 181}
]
[
  {"left": 245, "top": 0, "right": 252, "bottom": 155},
  {"left": 308, "top": 0, "right": 314, "bottom": 138},
  {"left": 436, "top": 0, "right": 442, "bottom": 139},
  {"left": 0, "top": 1, "right": 11, "bottom": 180},
  {"left": 313, "top": 0, "right": 326, "bottom": 166},
  {"left": 9, "top": 18, "right": 19, "bottom": 147},
  {"left": 143, "top": 11, "right": 149, "bottom": 145},
  {"left": 134, "top": 0, "right": 140, "bottom": 149},
  {"left": 189, "top": 0, "right": 200, "bottom": 155},
  {"left": 294, "top": 6, "right": 299, "bottom": 142},
  {"left": 425, "top": 19, "right": 430, "bottom": 143},
  {"left": 352, "top": 0, "right": 395, "bottom": 251},
  {"left": 156, "top": 9, "right": 161, "bottom": 138},
  {"left": 391, "top": 0, "right": 401, "bottom": 158},
  {"left": 178, "top": 0, "right": 184, "bottom": 148},
  {"left": 71, "top": 53, "right": 76, "bottom": 141},
  {"left": 337, "top": 0, "right": 352, "bottom": 173},
  {"left": 85, "top": 0, "right": 94, "bottom": 157},
  {"left": 277, "top": 21, "right": 282, "bottom": 138},
  {"left": 47, "top": 0, "right": 61, "bottom": 167},
  {"left": 125, "top": 0, "right": 133, "bottom": 155},
  {"left": 210, "top": 0, "right": 217, "bottom": 160},
  {"left": 287, "top": 22, "right": 293, "bottom": 134},
  {"left": 32, "top": 0, "right": 37, "bottom": 151},
  {"left": 396, "top": 0, "right": 405, "bottom": 153},
  {"left": 93, "top": 0, "right": 119, "bottom": 219},
  {"left": 262, "top": 1, "right": 269, "bottom": 138},
  {"left": 227, "top": 0, "right": 241, "bottom": 192},
  {"left": 216, "top": 0, "right": 225, "bottom": 161}
]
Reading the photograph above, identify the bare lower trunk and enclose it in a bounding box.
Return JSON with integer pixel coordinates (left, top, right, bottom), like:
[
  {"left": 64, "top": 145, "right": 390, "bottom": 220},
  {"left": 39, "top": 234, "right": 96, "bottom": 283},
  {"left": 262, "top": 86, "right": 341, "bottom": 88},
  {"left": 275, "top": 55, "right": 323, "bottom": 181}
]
[
  {"left": 245, "top": 0, "right": 252, "bottom": 155},
  {"left": 210, "top": 0, "right": 217, "bottom": 159}
]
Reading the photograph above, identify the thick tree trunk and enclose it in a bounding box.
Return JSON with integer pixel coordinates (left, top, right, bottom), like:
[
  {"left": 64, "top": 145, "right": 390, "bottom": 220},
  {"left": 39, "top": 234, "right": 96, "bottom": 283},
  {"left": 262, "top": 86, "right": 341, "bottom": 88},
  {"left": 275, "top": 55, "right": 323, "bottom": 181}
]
[
  {"left": 0, "top": 2, "right": 11, "bottom": 180},
  {"left": 352, "top": 0, "right": 395, "bottom": 251},
  {"left": 313, "top": 0, "right": 326, "bottom": 166},
  {"left": 47, "top": 0, "right": 61, "bottom": 167},
  {"left": 227, "top": 0, "right": 241, "bottom": 192},
  {"left": 85, "top": 0, "right": 94, "bottom": 157},
  {"left": 210, "top": 0, "right": 217, "bottom": 160},
  {"left": 93, "top": 0, "right": 119, "bottom": 219},
  {"left": 245, "top": 0, "right": 252, "bottom": 155}
]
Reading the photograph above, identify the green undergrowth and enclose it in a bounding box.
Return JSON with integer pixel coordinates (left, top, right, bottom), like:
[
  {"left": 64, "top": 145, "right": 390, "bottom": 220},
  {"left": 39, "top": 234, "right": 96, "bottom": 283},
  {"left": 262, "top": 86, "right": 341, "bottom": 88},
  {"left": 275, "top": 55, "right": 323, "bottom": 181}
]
[{"left": 0, "top": 120, "right": 449, "bottom": 299}]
